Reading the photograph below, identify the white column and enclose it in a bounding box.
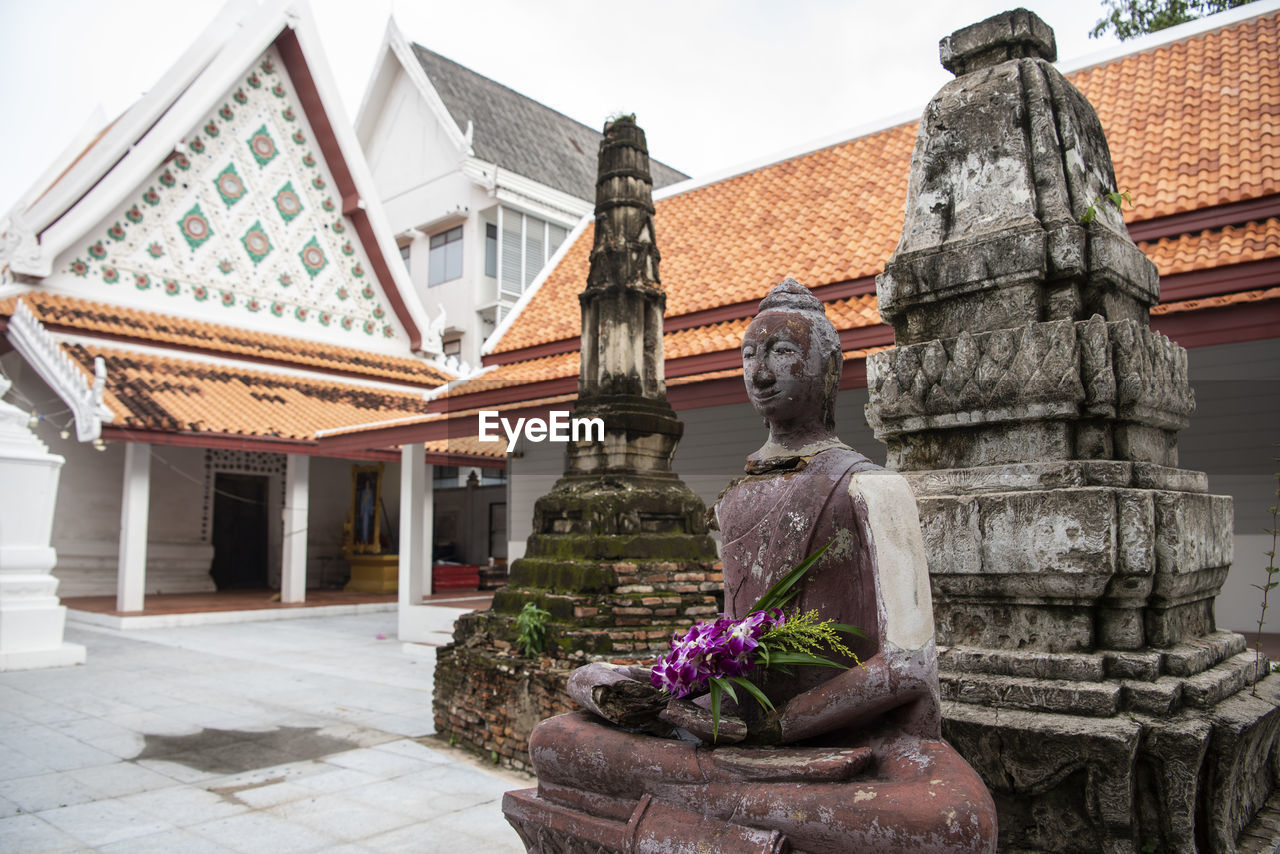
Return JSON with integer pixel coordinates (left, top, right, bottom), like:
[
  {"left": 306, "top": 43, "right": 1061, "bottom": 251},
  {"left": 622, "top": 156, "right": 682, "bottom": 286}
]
[
  {"left": 117, "top": 442, "right": 150, "bottom": 612},
  {"left": 398, "top": 443, "right": 435, "bottom": 642},
  {"left": 281, "top": 454, "right": 310, "bottom": 603}
]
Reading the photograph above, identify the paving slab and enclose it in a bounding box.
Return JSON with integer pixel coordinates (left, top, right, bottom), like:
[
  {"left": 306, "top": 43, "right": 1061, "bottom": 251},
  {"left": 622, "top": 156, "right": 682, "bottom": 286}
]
[{"left": 0, "top": 612, "right": 528, "bottom": 852}]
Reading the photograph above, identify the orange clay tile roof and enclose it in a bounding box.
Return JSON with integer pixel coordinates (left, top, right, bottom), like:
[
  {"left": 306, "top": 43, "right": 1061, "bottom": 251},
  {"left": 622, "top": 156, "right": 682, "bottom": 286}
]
[
  {"left": 494, "top": 12, "right": 1280, "bottom": 355},
  {"left": 6, "top": 293, "right": 453, "bottom": 388},
  {"left": 61, "top": 341, "right": 450, "bottom": 444},
  {"left": 479, "top": 214, "right": 1276, "bottom": 379},
  {"left": 447, "top": 296, "right": 886, "bottom": 393},
  {"left": 1138, "top": 217, "right": 1280, "bottom": 274}
]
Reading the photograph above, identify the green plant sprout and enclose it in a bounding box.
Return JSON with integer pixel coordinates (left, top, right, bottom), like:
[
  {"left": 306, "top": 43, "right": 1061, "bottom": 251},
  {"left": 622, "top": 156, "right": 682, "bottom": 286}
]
[
  {"left": 1079, "top": 190, "right": 1133, "bottom": 224},
  {"left": 515, "top": 601, "right": 551, "bottom": 658},
  {"left": 1252, "top": 452, "right": 1280, "bottom": 698}
]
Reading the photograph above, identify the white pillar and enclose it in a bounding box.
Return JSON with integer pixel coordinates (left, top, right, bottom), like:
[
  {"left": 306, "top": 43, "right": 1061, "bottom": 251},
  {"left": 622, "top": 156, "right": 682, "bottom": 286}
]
[
  {"left": 117, "top": 442, "right": 150, "bottom": 612},
  {"left": 281, "top": 454, "right": 310, "bottom": 603},
  {"left": 398, "top": 443, "right": 435, "bottom": 642}
]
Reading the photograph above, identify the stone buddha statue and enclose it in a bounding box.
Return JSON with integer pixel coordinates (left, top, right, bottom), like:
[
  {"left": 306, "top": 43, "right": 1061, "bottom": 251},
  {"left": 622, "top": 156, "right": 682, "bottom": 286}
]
[{"left": 504, "top": 279, "right": 997, "bottom": 853}]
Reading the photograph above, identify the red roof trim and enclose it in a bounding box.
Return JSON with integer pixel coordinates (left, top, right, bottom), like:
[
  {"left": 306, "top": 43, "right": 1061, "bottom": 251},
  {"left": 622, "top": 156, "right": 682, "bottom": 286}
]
[
  {"left": 318, "top": 409, "right": 515, "bottom": 455},
  {"left": 481, "top": 335, "right": 576, "bottom": 366},
  {"left": 1127, "top": 193, "right": 1280, "bottom": 242},
  {"left": 667, "top": 375, "right": 749, "bottom": 411},
  {"left": 1151, "top": 297, "right": 1280, "bottom": 348},
  {"left": 102, "top": 423, "right": 505, "bottom": 467},
  {"left": 103, "top": 425, "right": 325, "bottom": 455},
  {"left": 274, "top": 28, "right": 422, "bottom": 351},
  {"left": 1158, "top": 257, "right": 1280, "bottom": 302}
]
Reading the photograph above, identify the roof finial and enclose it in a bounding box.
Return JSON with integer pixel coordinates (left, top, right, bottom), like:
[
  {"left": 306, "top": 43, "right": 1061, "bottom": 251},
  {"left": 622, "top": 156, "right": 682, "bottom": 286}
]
[{"left": 939, "top": 8, "right": 1056, "bottom": 76}]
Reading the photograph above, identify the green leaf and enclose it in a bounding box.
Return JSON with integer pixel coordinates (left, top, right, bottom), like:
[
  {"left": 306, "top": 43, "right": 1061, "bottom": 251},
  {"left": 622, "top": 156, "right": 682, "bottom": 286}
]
[
  {"left": 711, "top": 675, "right": 739, "bottom": 706},
  {"left": 766, "top": 650, "right": 846, "bottom": 669},
  {"left": 829, "top": 622, "right": 868, "bottom": 639},
  {"left": 710, "top": 680, "right": 722, "bottom": 743},
  {"left": 753, "top": 540, "right": 833, "bottom": 612},
  {"left": 729, "top": 676, "right": 775, "bottom": 713}
]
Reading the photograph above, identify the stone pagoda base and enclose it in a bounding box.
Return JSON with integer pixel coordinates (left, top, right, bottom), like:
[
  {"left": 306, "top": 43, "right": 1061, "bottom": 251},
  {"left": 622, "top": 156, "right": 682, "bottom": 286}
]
[
  {"left": 433, "top": 555, "right": 721, "bottom": 772},
  {"left": 904, "top": 460, "right": 1280, "bottom": 853}
]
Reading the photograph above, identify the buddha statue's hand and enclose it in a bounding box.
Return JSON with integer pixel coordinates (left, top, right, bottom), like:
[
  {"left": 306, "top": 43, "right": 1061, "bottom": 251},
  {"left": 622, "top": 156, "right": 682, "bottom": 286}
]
[
  {"left": 659, "top": 698, "right": 747, "bottom": 744},
  {"left": 567, "top": 662, "right": 670, "bottom": 733}
]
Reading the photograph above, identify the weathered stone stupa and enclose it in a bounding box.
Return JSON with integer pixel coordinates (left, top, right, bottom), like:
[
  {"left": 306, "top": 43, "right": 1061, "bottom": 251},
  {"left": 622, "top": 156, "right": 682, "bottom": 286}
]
[
  {"left": 434, "top": 117, "right": 721, "bottom": 770},
  {"left": 866, "top": 10, "right": 1280, "bottom": 853}
]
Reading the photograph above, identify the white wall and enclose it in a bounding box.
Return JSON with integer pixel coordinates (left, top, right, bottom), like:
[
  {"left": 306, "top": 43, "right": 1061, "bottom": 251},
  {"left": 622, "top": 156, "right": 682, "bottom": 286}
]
[
  {"left": 506, "top": 438, "right": 565, "bottom": 562},
  {"left": 506, "top": 387, "right": 881, "bottom": 561},
  {"left": 500, "top": 339, "right": 1278, "bottom": 640},
  {"left": 363, "top": 69, "right": 469, "bottom": 230},
  {"left": 1180, "top": 338, "right": 1280, "bottom": 633}
]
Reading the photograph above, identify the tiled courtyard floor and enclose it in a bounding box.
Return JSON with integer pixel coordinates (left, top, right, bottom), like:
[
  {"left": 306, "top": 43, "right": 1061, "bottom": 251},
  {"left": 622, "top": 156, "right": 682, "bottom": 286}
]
[{"left": 0, "top": 612, "right": 528, "bottom": 853}]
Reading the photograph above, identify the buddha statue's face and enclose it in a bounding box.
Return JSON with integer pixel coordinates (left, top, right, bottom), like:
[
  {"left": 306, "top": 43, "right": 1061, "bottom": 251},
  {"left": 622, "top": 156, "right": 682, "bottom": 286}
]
[{"left": 741, "top": 311, "right": 829, "bottom": 431}]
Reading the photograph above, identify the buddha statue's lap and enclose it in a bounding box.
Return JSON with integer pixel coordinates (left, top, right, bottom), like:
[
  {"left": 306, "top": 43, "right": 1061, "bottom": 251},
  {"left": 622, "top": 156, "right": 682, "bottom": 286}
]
[{"left": 519, "top": 281, "right": 996, "bottom": 853}]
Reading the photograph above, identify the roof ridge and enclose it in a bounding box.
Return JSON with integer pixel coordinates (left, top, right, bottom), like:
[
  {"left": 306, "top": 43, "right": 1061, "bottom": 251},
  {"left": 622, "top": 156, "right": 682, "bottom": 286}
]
[{"left": 1058, "top": 0, "right": 1280, "bottom": 75}]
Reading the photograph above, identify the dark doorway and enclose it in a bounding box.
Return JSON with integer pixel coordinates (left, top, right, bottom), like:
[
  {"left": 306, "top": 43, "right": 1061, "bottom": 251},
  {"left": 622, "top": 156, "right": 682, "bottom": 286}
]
[
  {"left": 210, "top": 473, "right": 269, "bottom": 590},
  {"left": 489, "top": 502, "right": 507, "bottom": 560}
]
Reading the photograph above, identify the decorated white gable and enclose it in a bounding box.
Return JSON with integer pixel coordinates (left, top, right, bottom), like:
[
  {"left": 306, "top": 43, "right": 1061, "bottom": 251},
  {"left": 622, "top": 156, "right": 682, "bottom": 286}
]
[{"left": 47, "top": 46, "right": 411, "bottom": 348}]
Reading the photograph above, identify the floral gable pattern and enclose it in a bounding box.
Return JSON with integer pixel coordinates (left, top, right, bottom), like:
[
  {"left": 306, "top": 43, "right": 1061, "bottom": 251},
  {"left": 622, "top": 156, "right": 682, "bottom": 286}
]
[{"left": 63, "top": 47, "right": 402, "bottom": 342}]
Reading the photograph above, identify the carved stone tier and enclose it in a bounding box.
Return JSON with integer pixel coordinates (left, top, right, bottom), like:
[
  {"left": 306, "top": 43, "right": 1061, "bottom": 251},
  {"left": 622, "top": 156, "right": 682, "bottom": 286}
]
[
  {"left": 868, "top": 318, "right": 1194, "bottom": 469},
  {"left": 866, "top": 10, "right": 1280, "bottom": 852},
  {"left": 905, "top": 462, "right": 1231, "bottom": 652}
]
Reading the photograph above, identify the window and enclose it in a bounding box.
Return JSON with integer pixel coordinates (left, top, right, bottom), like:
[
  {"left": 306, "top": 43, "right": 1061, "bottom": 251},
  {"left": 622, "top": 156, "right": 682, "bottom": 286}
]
[
  {"left": 428, "top": 226, "right": 463, "bottom": 286},
  {"left": 497, "top": 208, "right": 569, "bottom": 298},
  {"left": 399, "top": 244, "right": 411, "bottom": 273},
  {"left": 433, "top": 465, "right": 459, "bottom": 483},
  {"left": 443, "top": 337, "right": 461, "bottom": 357},
  {"left": 485, "top": 223, "right": 497, "bottom": 278}
]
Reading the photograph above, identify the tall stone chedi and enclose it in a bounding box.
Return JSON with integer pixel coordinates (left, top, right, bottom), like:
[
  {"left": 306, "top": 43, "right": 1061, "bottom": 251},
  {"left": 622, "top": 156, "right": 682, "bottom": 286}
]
[
  {"left": 866, "top": 10, "right": 1280, "bottom": 854},
  {"left": 434, "top": 117, "right": 720, "bottom": 769}
]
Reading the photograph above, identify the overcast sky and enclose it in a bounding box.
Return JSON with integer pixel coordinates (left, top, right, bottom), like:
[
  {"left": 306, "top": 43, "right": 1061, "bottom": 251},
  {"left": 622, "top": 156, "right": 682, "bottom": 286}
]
[{"left": 0, "top": 0, "right": 1131, "bottom": 210}]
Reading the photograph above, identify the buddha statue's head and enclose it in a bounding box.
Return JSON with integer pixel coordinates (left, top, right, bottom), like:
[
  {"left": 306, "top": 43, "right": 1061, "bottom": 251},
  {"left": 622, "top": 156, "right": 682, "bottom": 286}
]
[{"left": 742, "top": 278, "right": 842, "bottom": 436}]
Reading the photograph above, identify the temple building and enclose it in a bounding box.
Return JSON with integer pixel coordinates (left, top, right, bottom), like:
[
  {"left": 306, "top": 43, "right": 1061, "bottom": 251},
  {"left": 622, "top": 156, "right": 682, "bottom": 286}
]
[
  {"left": 323, "top": 3, "right": 1280, "bottom": 639},
  {"left": 0, "top": 1, "right": 502, "bottom": 635},
  {"left": 352, "top": 20, "right": 686, "bottom": 374}
]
